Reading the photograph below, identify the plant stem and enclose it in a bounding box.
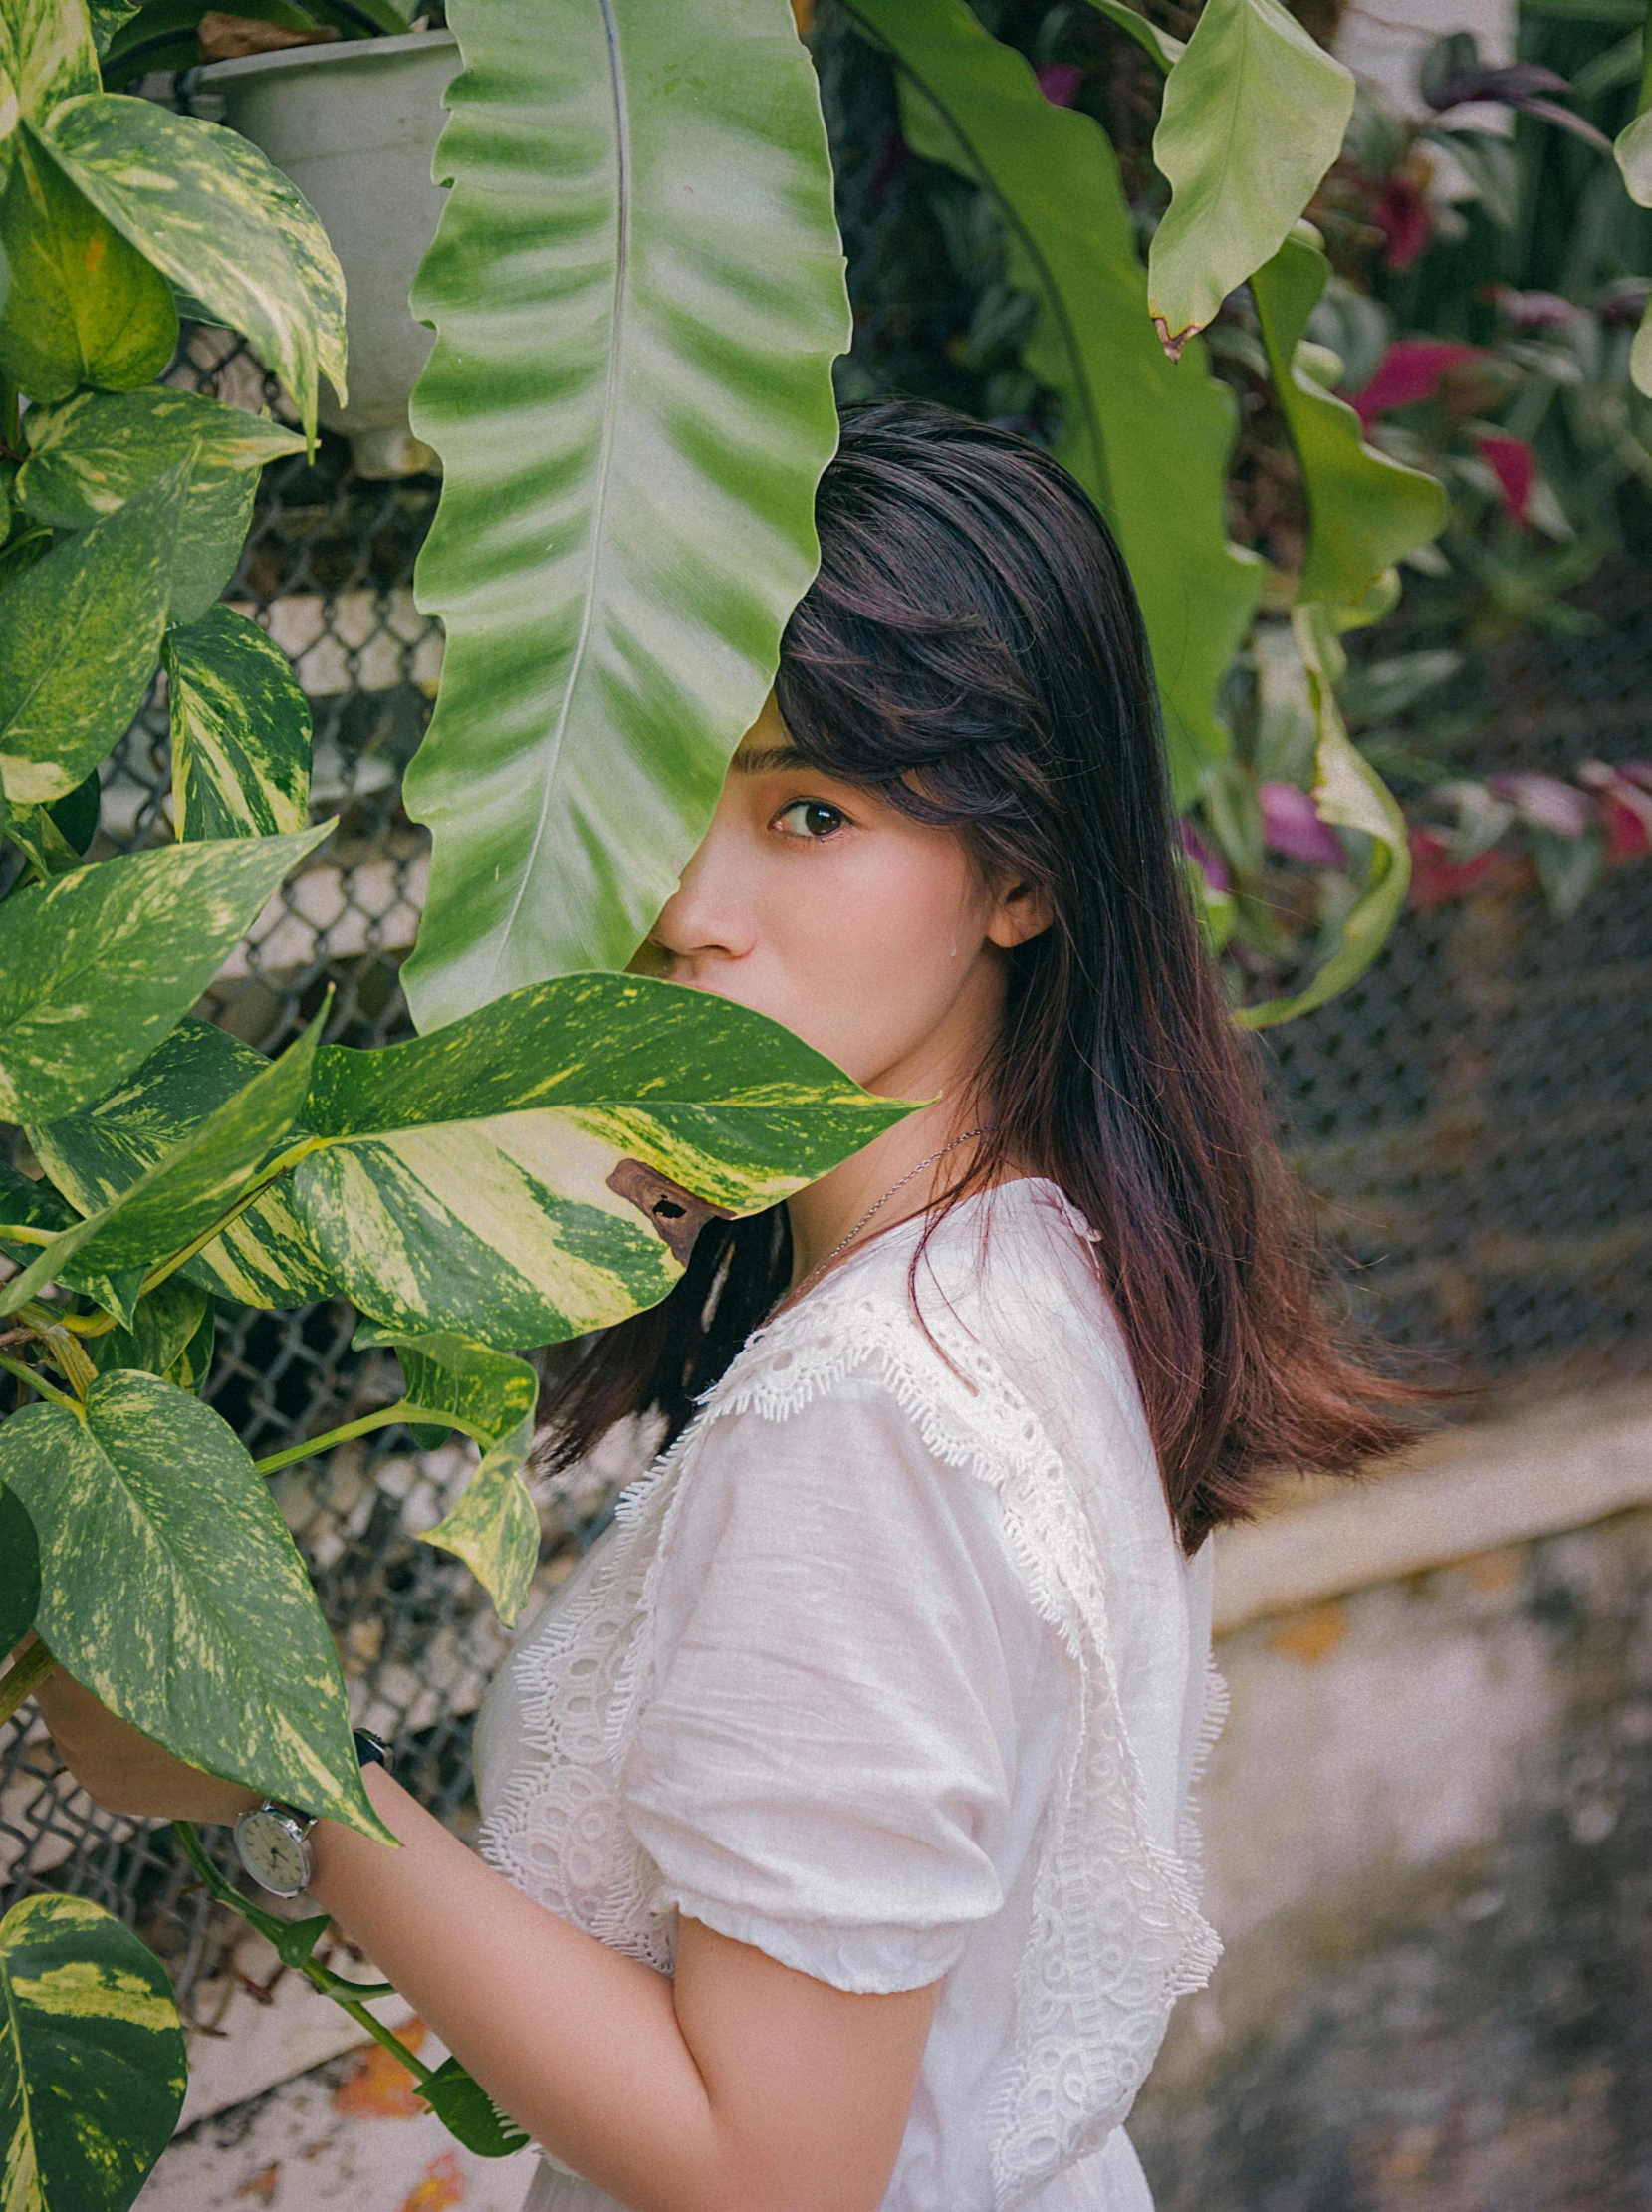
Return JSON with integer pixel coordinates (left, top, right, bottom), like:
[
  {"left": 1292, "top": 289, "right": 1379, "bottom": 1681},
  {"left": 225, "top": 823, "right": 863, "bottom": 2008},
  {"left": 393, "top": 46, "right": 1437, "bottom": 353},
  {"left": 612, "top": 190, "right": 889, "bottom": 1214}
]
[
  {"left": 0, "top": 1353, "right": 80, "bottom": 1413},
  {"left": 170, "top": 1822, "right": 434, "bottom": 2085},
  {"left": 251, "top": 1400, "right": 489, "bottom": 1478},
  {"left": 0, "top": 1639, "right": 58, "bottom": 1727},
  {"left": 0, "top": 1223, "right": 56, "bottom": 1246}
]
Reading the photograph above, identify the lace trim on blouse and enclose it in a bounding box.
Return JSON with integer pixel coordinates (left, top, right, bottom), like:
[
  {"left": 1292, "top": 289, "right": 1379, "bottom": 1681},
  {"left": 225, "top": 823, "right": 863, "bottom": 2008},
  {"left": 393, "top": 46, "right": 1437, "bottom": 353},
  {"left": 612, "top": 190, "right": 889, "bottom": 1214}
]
[{"left": 480, "top": 1241, "right": 1225, "bottom": 2212}]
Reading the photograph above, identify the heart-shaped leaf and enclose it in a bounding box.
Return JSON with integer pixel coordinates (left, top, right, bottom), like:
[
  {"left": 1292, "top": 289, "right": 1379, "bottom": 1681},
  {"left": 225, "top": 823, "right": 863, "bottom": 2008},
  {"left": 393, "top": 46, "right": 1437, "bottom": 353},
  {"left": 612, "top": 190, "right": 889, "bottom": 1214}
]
[
  {"left": 0, "top": 459, "right": 188, "bottom": 808},
  {"left": 41, "top": 93, "right": 347, "bottom": 441},
  {"left": 0, "top": 125, "right": 176, "bottom": 400},
  {"left": 399, "top": 0, "right": 850, "bottom": 1026},
  {"left": 3, "top": 1002, "right": 324, "bottom": 1313},
  {"left": 18, "top": 388, "right": 305, "bottom": 624},
  {"left": 389, "top": 1333, "right": 540, "bottom": 1623},
  {"left": 0, "top": 0, "right": 100, "bottom": 150},
  {"left": 0, "top": 1371, "right": 391, "bottom": 1836},
  {"left": 0, "top": 1892, "right": 185, "bottom": 2212},
  {"left": 0, "top": 822, "right": 330, "bottom": 1124},
  {"left": 164, "top": 607, "right": 312, "bottom": 840}
]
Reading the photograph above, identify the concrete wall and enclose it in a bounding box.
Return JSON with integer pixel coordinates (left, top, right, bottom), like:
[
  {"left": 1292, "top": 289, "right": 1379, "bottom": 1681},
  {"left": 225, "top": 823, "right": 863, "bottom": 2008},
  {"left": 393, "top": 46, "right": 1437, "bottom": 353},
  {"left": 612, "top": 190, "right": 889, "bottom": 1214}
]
[{"left": 1133, "top": 1488, "right": 1652, "bottom": 2208}]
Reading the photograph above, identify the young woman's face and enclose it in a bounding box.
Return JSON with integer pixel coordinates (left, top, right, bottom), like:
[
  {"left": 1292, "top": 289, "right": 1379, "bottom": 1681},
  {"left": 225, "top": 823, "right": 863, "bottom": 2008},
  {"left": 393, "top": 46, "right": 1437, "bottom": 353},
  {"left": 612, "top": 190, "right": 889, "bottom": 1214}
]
[{"left": 642, "top": 695, "right": 1044, "bottom": 1094}]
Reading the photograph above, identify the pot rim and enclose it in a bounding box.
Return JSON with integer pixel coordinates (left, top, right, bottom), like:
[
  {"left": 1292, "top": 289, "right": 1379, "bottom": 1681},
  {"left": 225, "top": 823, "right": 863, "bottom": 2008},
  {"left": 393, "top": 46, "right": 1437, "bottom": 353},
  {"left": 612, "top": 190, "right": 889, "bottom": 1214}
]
[{"left": 194, "top": 24, "right": 456, "bottom": 91}]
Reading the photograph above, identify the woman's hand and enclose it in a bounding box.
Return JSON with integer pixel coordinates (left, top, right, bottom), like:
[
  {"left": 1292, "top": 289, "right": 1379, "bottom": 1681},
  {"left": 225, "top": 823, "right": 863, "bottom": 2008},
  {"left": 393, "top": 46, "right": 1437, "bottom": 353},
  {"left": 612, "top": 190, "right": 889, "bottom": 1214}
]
[{"left": 25, "top": 1648, "right": 257, "bottom": 1826}]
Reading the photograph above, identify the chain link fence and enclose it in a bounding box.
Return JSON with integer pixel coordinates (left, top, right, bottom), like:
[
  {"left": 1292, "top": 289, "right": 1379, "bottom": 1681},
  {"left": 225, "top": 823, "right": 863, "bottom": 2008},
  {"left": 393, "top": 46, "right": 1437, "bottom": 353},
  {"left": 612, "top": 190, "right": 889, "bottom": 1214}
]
[{"left": 4, "top": 17, "right": 1650, "bottom": 2030}]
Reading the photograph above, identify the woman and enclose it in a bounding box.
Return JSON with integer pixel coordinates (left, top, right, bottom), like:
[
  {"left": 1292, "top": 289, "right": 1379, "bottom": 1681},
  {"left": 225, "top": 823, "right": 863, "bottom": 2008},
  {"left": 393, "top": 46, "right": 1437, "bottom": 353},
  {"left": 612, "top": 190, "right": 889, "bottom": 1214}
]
[{"left": 37, "top": 403, "right": 1411, "bottom": 2212}]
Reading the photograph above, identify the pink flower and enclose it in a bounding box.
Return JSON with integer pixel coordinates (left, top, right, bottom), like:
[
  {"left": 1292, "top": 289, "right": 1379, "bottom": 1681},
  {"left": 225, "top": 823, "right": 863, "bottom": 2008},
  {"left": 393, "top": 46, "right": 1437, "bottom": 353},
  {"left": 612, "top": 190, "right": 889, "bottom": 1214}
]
[
  {"left": 1180, "top": 820, "right": 1231, "bottom": 893},
  {"left": 1473, "top": 430, "right": 1536, "bottom": 526},
  {"left": 1489, "top": 771, "right": 1595, "bottom": 837},
  {"left": 1036, "top": 64, "right": 1084, "bottom": 107},
  {"left": 1371, "top": 174, "right": 1433, "bottom": 271},
  {"left": 1349, "top": 341, "right": 1486, "bottom": 427},
  {"left": 1408, "top": 826, "right": 1527, "bottom": 908},
  {"left": 1259, "top": 781, "right": 1344, "bottom": 867},
  {"left": 1577, "top": 762, "right": 1652, "bottom": 861}
]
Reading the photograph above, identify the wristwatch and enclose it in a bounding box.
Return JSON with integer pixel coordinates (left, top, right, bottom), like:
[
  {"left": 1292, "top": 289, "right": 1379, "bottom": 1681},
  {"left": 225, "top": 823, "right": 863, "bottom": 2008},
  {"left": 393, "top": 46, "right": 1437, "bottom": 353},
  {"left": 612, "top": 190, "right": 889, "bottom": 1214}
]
[{"left": 233, "top": 1730, "right": 390, "bottom": 1897}]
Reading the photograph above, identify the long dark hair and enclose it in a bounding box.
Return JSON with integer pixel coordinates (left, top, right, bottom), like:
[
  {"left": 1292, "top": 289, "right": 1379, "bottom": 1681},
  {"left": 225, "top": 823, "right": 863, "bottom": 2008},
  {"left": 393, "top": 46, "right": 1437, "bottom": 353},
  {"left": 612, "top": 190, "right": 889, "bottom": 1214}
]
[{"left": 537, "top": 400, "right": 1417, "bottom": 1551}]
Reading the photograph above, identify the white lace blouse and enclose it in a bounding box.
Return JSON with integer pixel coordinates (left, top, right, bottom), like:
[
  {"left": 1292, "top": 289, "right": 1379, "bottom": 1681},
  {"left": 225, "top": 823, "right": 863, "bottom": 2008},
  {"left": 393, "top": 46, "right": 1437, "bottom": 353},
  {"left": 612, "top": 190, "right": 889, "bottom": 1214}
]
[{"left": 473, "top": 1178, "right": 1225, "bottom": 2212}]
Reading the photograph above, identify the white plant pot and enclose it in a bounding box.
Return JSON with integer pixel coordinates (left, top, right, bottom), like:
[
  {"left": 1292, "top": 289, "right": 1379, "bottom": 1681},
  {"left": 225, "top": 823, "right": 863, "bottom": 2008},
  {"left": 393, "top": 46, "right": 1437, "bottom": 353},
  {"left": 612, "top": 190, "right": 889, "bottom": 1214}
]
[{"left": 195, "top": 31, "right": 460, "bottom": 461}]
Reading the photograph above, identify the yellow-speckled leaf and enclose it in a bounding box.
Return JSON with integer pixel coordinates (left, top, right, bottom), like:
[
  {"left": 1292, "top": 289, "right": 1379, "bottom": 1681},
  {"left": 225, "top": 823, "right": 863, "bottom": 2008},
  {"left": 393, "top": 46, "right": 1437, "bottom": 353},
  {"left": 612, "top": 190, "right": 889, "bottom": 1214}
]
[
  {"left": 0, "top": 1374, "right": 392, "bottom": 1836},
  {"left": 0, "top": 824, "right": 330, "bottom": 1123},
  {"left": 29, "top": 1016, "right": 338, "bottom": 1307},
  {"left": 389, "top": 1333, "right": 539, "bottom": 1622},
  {"left": 1147, "top": 0, "right": 1352, "bottom": 357},
  {"left": 18, "top": 388, "right": 304, "bottom": 623},
  {"left": 0, "top": 1892, "right": 185, "bottom": 2212},
  {"left": 39, "top": 93, "right": 346, "bottom": 441},
  {"left": 0, "top": 0, "right": 99, "bottom": 157},
  {"left": 4, "top": 1004, "right": 323, "bottom": 1314},
  {"left": 0, "top": 458, "right": 187, "bottom": 808},
  {"left": 164, "top": 607, "right": 312, "bottom": 840},
  {"left": 286, "top": 973, "right": 910, "bottom": 1347},
  {"left": 1250, "top": 232, "right": 1445, "bottom": 609},
  {"left": 0, "top": 124, "right": 176, "bottom": 401},
  {"left": 399, "top": 0, "right": 850, "bottom": 1027},
  {"left": 1236, "top": 603, "right": 1409, "bottom": 1028},
  {"left": 84, "top": 1275, "right": 210, "bottom": 1384}
]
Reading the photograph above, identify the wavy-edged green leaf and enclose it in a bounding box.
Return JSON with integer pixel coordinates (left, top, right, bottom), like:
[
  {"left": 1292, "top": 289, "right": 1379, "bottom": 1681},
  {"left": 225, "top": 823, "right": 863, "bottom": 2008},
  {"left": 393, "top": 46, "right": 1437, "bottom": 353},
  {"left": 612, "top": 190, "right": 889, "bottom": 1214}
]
[
  {"left": 1147, "top": 0, "right": 1352, "bottom": 358},
  {"left": 0, "top": 825, "right": 329, "bottom": 1123},
  {"left": 0, "top": 1157, "right": 142, "bottom": 1323},
  {"left": 0, "top": 0, "right": 99, "bottom": 151},
  {"left": 29, "top": 1017, "right": 338, "bottom": 1308},
  {"left": 40, "top": 94, "right": 347, "bottom": 441},
  {"left": 1250, "top": 231, "right": 1446, "bottom": 609},
  {"left": 3, "top": 1005, "right": 323, "bottom": 1313},
  {"left": 164, "top": 608, "right": 312, "bottom": 840},
  {"left": 418, "top": 2056, "right": 531, "bottom": 2160},
  {"left": 0, "top": 458, "right": 187, "bottom": 808},
  {"left": 281, "top": 973, "right": 907, "bottom": 1347},
  {"left": 0, "top": 1891, "right": 185, "bottom": 2212},
  {"left": 0, "top": 1373, "right": 391, "bottom": 1836},
  {"left": 856, "top": 0, "right": 1264, "bottom": 803},
  {"left": 0, "top": 1484, "right": 40, "bottom": 1649},
  {"left": 400, "top": 0, "right": 851, "bottom": 1028},
  {"left": 1235, "top": 604, "right": 1409, "bottom": 1029},
  {"left": 84, "top": 1276, "right": 210, "bottom": 1385},
  {"left": 0, "top": 125, "right": 176, "bottom": 400},
  {"left": 392, "top": 1334, "right": 539, "bottom": 1623},
  {"left": 1078, "top": 0, "right": 1183, "bottom": 69},
  {"left": 19, "top": 389, "right": 304, "bottom": 624}
]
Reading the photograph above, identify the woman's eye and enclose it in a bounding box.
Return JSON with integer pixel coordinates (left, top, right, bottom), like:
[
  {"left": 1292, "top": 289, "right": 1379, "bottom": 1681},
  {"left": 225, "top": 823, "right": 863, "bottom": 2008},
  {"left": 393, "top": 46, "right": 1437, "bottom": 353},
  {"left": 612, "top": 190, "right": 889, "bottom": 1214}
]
[{"left": 775, "top": 799, "right": 846, "bottom": 841}]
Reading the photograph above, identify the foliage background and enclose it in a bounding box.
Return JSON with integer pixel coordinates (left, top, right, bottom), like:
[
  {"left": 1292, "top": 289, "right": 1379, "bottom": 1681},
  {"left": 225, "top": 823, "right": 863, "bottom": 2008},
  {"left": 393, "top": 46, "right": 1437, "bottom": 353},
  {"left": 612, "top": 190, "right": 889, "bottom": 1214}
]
[{"left": 2, "top": 0, "right": 1651, "bottom": 2114}]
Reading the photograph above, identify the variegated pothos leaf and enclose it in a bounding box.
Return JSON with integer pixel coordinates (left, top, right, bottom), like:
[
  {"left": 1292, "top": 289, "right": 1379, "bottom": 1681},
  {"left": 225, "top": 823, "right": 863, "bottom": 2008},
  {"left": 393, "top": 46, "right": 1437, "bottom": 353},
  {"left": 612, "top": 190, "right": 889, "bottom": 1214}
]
[
  {"left": 0, "top": 1892, "right": 185, "bottom": 2212},
  {"left": 164, "top": 607, "right": 312, "bottom": 841},
  {"left": 39, "top": 94, "right": 347, "bottom": 441},
  {"left": 391, "top": 1333, "right": 540, "bottom": 1623},
  {"left": 0, "top": 824, "right": 330, "bottom": 1124},
  {"left": 0, "top": 1373, "right": 391, "bottom": 1836}
]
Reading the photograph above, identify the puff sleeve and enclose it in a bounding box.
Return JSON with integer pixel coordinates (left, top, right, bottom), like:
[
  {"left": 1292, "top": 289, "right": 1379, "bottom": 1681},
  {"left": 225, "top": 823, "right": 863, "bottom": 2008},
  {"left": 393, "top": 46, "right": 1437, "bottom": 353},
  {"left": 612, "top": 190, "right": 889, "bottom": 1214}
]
[{"left": 617, "top": 1374, "right": 1034, "bottom": 1994}]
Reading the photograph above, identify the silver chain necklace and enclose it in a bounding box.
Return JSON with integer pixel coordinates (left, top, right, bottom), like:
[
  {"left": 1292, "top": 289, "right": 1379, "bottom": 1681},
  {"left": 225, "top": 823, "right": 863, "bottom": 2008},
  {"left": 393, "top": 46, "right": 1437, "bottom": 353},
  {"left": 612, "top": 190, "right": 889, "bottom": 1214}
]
[{"left": 775, "top": 1125, "right": 990, "bottom": 1318}]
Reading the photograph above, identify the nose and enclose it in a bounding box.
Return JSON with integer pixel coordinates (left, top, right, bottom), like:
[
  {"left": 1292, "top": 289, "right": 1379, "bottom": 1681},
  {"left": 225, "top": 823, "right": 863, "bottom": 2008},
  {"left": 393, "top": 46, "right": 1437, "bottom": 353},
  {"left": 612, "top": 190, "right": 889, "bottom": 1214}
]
[{"left": 649, "top": 817, "right": 757, "bottom": 965}]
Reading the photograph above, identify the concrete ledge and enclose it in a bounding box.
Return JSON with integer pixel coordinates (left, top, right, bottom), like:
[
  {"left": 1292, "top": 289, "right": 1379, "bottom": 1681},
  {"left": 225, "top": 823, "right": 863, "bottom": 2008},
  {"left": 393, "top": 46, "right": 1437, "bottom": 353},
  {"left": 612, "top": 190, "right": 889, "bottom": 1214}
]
[{"left": 1212, "top": 1383, "right": 1652, "bottom": 1635}]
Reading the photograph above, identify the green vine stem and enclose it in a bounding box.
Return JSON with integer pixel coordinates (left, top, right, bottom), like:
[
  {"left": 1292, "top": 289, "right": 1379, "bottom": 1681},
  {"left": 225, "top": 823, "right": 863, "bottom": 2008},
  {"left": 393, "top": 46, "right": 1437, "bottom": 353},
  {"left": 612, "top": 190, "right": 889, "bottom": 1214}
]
[
  {"left": 252, "top": 1401, "right": 489, "bottom": 1480},
  {"left": 170, "top": 1822, "right": 431, "bottom": 2084},
  {"left": 0, "top": 1353, "right": 80, "bottom": 1413},
  {"left": 0, "top": 1638, "right": 59, "bottom": 1728}
]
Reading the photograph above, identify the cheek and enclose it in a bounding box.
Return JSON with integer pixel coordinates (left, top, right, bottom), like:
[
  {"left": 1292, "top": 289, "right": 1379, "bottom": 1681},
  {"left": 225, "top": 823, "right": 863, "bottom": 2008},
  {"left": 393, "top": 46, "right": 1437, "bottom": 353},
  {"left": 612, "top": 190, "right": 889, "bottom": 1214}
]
[{"left": 761, "top": 839, "right": 986, "bottom": 1082}]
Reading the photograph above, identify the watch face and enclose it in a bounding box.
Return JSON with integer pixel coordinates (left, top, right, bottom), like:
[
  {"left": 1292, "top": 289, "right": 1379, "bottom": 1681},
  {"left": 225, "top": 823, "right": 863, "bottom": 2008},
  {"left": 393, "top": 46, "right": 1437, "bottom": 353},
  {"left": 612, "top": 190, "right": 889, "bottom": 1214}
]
[{"left": 235, "top": 1807, "right": 312, "bottom": 1897}]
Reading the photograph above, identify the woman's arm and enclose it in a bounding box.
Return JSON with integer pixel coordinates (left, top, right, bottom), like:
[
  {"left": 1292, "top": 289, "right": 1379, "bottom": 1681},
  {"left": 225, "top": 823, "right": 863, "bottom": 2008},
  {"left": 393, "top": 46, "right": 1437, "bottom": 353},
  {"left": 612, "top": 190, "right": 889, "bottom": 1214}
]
[{"left": 28, "top": 1665, "right": 939, "bottom": 2212}]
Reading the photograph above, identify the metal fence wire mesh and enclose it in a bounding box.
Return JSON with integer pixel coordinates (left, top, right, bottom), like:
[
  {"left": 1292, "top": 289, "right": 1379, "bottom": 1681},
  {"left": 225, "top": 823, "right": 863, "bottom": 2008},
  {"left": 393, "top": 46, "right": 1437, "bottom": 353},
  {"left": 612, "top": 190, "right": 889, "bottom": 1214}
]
[{"left": 3, "top": 24, "right": 1651, "bottom": 2025}]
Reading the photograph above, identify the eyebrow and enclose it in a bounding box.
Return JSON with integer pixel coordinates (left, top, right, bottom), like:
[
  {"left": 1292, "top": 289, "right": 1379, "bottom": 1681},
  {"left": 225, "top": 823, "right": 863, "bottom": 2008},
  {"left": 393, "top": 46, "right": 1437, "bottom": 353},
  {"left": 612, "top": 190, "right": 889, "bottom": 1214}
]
[{"left": 731, "top": 742, "right": 813, "bottom": 774}]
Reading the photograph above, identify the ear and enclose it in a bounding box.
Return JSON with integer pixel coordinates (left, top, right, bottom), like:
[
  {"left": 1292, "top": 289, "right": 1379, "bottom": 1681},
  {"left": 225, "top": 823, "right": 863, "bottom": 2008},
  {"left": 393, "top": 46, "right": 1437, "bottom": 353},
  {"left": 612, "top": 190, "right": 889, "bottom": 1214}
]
[{"left": 986, "top": 879, "right": 1054, "bottom": 950}]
